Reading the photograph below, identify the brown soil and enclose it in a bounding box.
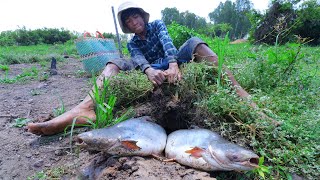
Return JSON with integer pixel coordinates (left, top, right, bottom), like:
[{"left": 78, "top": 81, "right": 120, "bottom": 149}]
[{"left": 0, "top": 58, "right": 220, "bottom": 179}]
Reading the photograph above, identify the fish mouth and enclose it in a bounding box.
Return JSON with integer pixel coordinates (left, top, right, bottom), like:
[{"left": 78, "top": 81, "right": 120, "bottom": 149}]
[
  {"left": 242, "top": 157, "right": 259, "bottom": 168},
  {"left": 75, "top": 136, "right": 88, "bottom": 148}
]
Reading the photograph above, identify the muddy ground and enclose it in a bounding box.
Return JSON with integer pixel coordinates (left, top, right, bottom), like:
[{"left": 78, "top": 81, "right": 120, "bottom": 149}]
[{"left": 0, "top": 58, "right": 227, "bottom": 180}]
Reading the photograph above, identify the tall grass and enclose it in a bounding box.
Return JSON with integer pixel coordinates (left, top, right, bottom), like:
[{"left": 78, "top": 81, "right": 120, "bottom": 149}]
[
  {"left": 214, "top": 32, "right": 229, "bottom": 86},
  {"left": 66, "top": 75, "right": 134, "bottom": 152},
  {"left": 88, "top": 75, "right": 132, "bottom": 129}
]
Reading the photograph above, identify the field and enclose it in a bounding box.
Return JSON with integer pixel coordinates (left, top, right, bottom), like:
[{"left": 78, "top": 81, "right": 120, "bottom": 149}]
[{"left": 0, "top": 41, "right": 319, "bottom": 179}]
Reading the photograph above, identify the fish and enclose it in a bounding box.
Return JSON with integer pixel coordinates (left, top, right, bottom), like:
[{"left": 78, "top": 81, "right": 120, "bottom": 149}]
[
  {"left": 165, "top": 129, "right": 259, "bottom": 171},
  {"left": 77, "top": 116, "right": 167, "bottom": 156}
]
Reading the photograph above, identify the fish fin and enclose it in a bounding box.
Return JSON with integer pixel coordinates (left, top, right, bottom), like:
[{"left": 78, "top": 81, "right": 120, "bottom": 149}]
[
  {"left": 121, "top": 140, "right": 141, "bottom": 151},
  {"left": 185, "top": 147, "right": 205, "bottom": 158}
]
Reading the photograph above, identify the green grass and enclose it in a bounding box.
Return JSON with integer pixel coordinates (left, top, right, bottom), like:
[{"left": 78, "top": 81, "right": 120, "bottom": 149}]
[
  {"left": 0, "top": 40, "right": 78, "bottom": 65},
  {"left": 1, "top": 38, "right": 319, "bottom": 179},
  {"left": 53, "top": 96, "right": 66, "bottom": 117},
  {"left": 225, "top": 42, "right": 319, "bottom": 179},
  {"left": 103, "top": 42, "right": 319, "bottom": 179},
  {"left": 0, "top": 66, "right": 40, "bottom": 84},
  {"left": 87, "top": 76, "right": 133, "bottom": 129}
]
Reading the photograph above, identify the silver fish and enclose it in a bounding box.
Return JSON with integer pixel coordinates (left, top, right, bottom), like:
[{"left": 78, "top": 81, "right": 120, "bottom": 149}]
[
  {"left": 77, "top": 116, "right": 167, "bottom": 156},
  {"left": 165, "top": 129, "right": 259, "bottom": 171}
]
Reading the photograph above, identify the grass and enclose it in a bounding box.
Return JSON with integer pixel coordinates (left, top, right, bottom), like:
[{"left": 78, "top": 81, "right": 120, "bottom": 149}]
[
  {"left": 87, "top": 75, "right": 133, "bottom": 129},
  {"left": 103, "top": 42, "right": 319, "bottom": 179},
  {"left": 65, "top": 75, "right": 134, "bottom": 152},
  {"left": 0, "top": 66, "right": 41, "bottom": 84},
  {"left": 53, "top": 95, "right": 66, "bottom": 117},
  {"left": 0, "top": 40, "right": 78, "bottom": 65},
  {"left": 1, "top": 37, "right": 319, "bottom": 179},
  {"left": 224, "top": 40, "right": 319, "bottom": 179},
  {"left": 215, "top": 32, "right": 229, "bottom": 86},
  {"left": 27, "top": 166, "right": 66, "bottom": 180},
  {"left": 10, "top": 118, "right": 32, "bottom": 128}
]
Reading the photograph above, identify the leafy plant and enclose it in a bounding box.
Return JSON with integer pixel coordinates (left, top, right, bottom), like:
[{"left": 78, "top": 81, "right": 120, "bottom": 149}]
[
  {"left": 214, "top": 32, "right": 230, "bottom": 86},
  {"left": 10, "top": 118, "right": 32, "bottom": 128},
  {"left": 27, "top": 167, "right": 65, "bottom": 180},
  {"left": 246, "top": 156, "right": 272, "bottom": 179}
]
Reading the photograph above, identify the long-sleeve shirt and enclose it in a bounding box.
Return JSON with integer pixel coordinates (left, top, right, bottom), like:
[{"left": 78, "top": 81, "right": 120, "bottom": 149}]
[{"left": 127, "top": 20, "right": 178, "bottom": 72}]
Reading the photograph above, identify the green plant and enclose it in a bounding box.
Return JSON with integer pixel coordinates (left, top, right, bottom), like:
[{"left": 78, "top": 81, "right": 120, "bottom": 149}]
[
  {"left": 88, "top": 76, "right": 133, "bottom": 129},
  {"left": 65, "top": 75, "right": 134, "bottom": 152},
  {"left": 38, "top": 72, "right": 49, "bottom": 81},
  {"left": 0, "top": 66, "right": 39, "bottom": 84},
  {"left": 53, "top": 96, "right": 66, "bottom": 117},
  {"left": 27, "top": 170, "right": 47, "bottom": 180},
  {"left": 10, "top": 118, "right": 32, "bottom": 128},
  {"left": 27, "top": 167, "right": 65, "bottom": 180},
  {"left": 0, "top": 64, "right": 9, "bottom": 71},
  {"left": 214, "top": 32, "right": 229, "bottom": 86},
  {"left": 75, "top": 69, "right": 87, "bottom": 78},
  {"left": 246, "top": 156, "right": 272, "bottom": 179},
  {"left": 30, "top": 89, "right": 41, "bottom": 96}
]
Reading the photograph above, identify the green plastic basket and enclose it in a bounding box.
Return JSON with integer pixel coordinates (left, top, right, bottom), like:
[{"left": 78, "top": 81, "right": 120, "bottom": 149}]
[{"left": 75, "top": 36, "right": 120, "bottom": 75}]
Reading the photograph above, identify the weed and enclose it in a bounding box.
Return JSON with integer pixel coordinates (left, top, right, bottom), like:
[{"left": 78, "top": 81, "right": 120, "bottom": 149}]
[
  {"left": 246, "top": 157, "right": 272, "bottom": 179},
  {"left": 27, "top": 167, "right": 66, "bottom": 180},
  {"left": 53, "top": 96, "right": 66, "bottom": 117},
  {"left": 10, "top": 118, "right": 32, "bottom": 128},
  {"left": 27, "top": 170, "right": 47, "bottom": 180},
  {"left": 75, "top": 69, "right": 87, "bottom": 78},
  {"left": 38, "top": 72, "right": 49, "bottom": 81},
  {"left": 214, "top": 32, "right": 229, "bottom": 87},
  {"left": 30, "top": 89, "right": 41, "bottom": 96},
  {"left": 65, "top": 75, "right": 134, "bottom": 152},
  {"left": 0, "top": 64, "right": 9, "bottom": 71},
  {"left": 88, "top": 76, "right": 134, "bottom": 129}
]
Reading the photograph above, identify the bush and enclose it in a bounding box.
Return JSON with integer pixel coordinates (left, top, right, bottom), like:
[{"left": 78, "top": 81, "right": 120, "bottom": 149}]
[
  {"left": 295, "top": 0, "right": 320, "bottom": 45},
  {"left": 0, "top": 27, "right": 75, "bottom": 46},
  {"left": 253, "top": 1, "right": 296, "bottom": 45}
]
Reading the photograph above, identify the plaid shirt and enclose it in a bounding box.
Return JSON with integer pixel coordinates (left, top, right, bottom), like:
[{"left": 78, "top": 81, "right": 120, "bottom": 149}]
[{"left": 127, "top": 20, "right": 178, "bottom": 72}]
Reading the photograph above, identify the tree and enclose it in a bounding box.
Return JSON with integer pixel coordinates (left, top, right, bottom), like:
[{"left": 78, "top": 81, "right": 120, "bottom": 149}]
[
  {"left": 295, "top": 0, "right": 320, "bottom": 45},
  {"left": 253, "top": 1, "right": 296, "bottom": 45},
  {"left": 234, "top": 0, "right": 253, "bottom": 38},
  {"left": 161, "top": 8, "right": 207, "bottom": 31},
  {"left": 208, "top": 0, "right": 253, "bottom": 39},
  {"left": 161, "top": 7, "right": 181, "bottom": 25}
]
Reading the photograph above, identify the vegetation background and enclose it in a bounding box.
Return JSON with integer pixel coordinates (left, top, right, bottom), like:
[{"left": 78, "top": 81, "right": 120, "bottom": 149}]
[{"left": 0, "top": 0, "right": 319, "bottom": 179}]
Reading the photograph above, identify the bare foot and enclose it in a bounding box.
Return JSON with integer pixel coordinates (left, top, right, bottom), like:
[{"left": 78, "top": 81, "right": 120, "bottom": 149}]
[{"left": 27, "top": 104, "right": 96, "bottom": 135}]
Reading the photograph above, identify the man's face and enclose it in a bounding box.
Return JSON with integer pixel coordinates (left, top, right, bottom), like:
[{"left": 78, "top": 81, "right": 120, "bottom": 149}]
[{"left": 124, "top": 13, "right": 145, "bottom": 34}]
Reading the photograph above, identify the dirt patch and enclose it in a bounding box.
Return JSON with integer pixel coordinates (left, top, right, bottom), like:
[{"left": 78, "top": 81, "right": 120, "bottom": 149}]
[{"left": 0, "top": 58, "right": 223, "bottom": 179}]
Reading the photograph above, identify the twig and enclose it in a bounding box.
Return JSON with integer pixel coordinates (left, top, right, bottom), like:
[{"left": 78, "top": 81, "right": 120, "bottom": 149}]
[{"left": 0, "top": 114, "right": 18, "bottom": 118}]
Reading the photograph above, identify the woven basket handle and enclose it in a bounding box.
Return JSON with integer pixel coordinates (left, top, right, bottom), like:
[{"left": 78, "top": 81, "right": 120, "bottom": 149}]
[
  {"left": 95, "top": 31, "right": 105, "bottom": 38},
  {"left": 83, "top": 32, "right": 92, "bottom": 37}
]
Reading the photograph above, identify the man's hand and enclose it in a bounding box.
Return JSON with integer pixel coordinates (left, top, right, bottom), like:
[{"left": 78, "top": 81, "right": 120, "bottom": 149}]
[
  {"left": 164, "top": 62, "right": 182, "bottom": 84},
  {"left": 145, "top": 67, "right": 166, "bottom": 87}
]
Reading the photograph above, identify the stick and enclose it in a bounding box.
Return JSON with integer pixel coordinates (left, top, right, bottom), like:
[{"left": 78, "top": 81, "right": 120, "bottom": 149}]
[{"left": 111, "top": 6, "right": 123, "bottom": 58}]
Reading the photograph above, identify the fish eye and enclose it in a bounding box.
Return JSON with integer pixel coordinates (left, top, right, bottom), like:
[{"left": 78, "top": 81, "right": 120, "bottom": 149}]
[{"left": 232, "top": 155, "right": 238, "bottom": 160}]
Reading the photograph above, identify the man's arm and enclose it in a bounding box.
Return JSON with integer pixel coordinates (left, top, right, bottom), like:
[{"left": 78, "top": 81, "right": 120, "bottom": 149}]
[
  {"left": 127, "top": 42, "right": 166, "bottom": 86},
  {"left": 154, "top": 20, "right": 181, "bottom": 83}
]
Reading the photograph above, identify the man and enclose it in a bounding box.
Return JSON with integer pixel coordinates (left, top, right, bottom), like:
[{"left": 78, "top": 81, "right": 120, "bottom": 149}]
[{"left": 27, "top": 1, "right": 253, "bottom": 135}]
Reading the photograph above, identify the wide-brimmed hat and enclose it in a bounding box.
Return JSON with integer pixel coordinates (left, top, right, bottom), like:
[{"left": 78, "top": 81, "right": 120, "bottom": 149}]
[{"left": 117, "top": 1, "right": 150, "bottom": 33}]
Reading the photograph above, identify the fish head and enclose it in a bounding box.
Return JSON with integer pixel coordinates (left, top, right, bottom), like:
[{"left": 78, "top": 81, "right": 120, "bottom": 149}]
[
  {"left": 208, "top": 141, "right": 259, "bottom": 171},
  {"left": 76, "top": 130, "right": 119, "bottom": 152}
]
